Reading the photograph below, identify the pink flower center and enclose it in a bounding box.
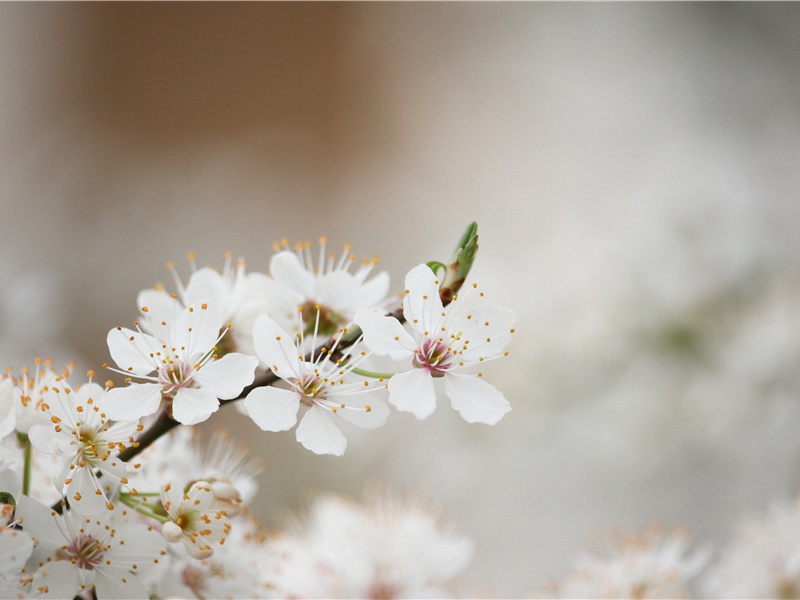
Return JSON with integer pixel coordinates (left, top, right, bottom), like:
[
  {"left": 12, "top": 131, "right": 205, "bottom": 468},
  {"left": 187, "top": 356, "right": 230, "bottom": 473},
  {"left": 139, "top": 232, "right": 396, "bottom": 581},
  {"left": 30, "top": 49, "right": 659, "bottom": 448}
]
[
  {"left": 158, "top": 360, "right": 195, "bottom": 397},
  {"left": 413, "top": 338, "right": 454, "bottom": 378},
  {"left": 58, "top": 533, "right": 104, "bottom": 570}
]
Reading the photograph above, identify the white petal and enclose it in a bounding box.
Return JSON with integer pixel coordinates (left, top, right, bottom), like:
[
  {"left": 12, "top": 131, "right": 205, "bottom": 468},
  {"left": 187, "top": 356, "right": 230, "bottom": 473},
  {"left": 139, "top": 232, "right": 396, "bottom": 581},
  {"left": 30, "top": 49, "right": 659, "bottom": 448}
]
[
  {"left": 102, "top": 383, "right": 163, "bottom": 422},
  {"left": 171, "top": 387, "right": 219, "bottom": 425},
  {"left": 171, "top": 301, "right": 225, "bottom": 361},
  {"left": 452, "top": 303, "right": 517, "bottom": 361},
  {"left": 66, "top": 466, "right": 107, "bottom": 515},
  {"left": 403, "top": 264, "right": 444, "bottom": 335},
  {"left": 444, "top": 372, "right": 511, "bottom": 425},
  {"left": 270, "top": 251, "right": 314, "bottom": 298},
  {"left": 252, "top": 314, "right": 301, "bottom": 377},
  {"left": 29, "top": 560, "right": 83, "bottom": 599},
  {"left": 335, "top": 397, "right": 390, "bottom": 429},
  {"left": 193, "top": 352, "right": 258, "bottom": 399},
  {"left": 353, "top": 308, "right": 416, "bottom": 360},
  {"left": 355, "top": 270, "right": 390, "bottom": 307},
  {"left": 0, "top": 528, "right": 33, "bottom": 572},
  {"left": 314, "top": 270, "right": 358, "bottom": 312},
  {"left": 183, "top": 267, "right": 229, "bottom": 309},
  {"left": 137, "top": 289, "right": 183, "bottom": 336},
  {"left": 185, "top": 480, "right": 215, "bottom": 511},
  {"left": 295, "top": 407, "right": 346, "bottom": 456},
  {"left": 15, "top": 495, "right": 65, "bottom": 550},
  {"left": 27, "top": 423, "right": 60, "bottom": 454},
  {"left": 107, "top": 327, "right": 159, "bottom": 375},
  {"left": 387, "top": 368, "right": 437, "bottom": 420},
  {"left": 243, "top": 387, "right": 299, "bottom": 432},
  {"left": 94, "top": 568, "right": 149, "bottom": 600}
]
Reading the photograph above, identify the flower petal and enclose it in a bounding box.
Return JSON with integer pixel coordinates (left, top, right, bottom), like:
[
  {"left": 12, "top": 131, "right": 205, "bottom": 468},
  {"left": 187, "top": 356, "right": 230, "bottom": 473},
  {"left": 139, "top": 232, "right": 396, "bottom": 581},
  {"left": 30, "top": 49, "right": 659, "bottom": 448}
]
[
  {"left": 0, "top": 527, "right": 32, "bottom": 573},
  {"left": 171, "top": 301, "right": 225, "bottom": 362},
  {"left": 183, "top": 267, "right": 229, "bottom": 309},
  {"left": 171, "top": 387, "right": 219, "bottom": 425},
  {"left": 295, "top": 407, "right": 347, "bottom": 456},
  {"left": 354, "top": 309, "right": 416, "bottom": 360},
  {"left": 444, "top": 372, "right": 511, "bottom": 425},
  {"left": 102, "top": 383, "right": 163, "bottom": 422},
  {"left": 107, "top": 327, "right": 159, "bottom": 375},
  {"left": 252, "top": 314, "right": 301, "bottom": 378},
  {"left": 29, "top": 560, "right": 83, "bottom": 599},
  {"left": 193, "top": 352, "right": 258, "bottom": 400},
  {"left": 243, "top": 386, "right": 300, "bottom": 432},
  {"left": 137, "top": 289, "right": 183, "bottom": 337},
  {"left": 451, "top": 303, "right": 517, "bottom": 362},
  {"left": 94, "top": 567, "right": 149, "bottom": 600},
  {"left": 403, "top": 264, "right": 444, "bottom": 335},
  {"left": 355, "top": 270, "right": 390, "bottom": 306},
  {"left": 387, "top": 368, "right": 437, "bottom": 420},
  {"left": 270, "top": 251, "right": 314, "bottom": 298},
  {"left": 335, "top": 397, "right": 390, "bottom": 430},
  {"left": 66, "top": 465, "right": 107, "bottom": 516},
  {"left": 314, "top": 270, "right": 358, "bottom": 312}
]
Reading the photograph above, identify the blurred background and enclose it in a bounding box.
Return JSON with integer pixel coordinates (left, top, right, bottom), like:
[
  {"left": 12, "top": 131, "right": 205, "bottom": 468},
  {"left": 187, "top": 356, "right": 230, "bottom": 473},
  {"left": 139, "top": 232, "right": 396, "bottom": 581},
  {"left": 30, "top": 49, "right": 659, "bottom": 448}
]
[{"left": 2, "top": 3, "right": 800, "bottom": 596}]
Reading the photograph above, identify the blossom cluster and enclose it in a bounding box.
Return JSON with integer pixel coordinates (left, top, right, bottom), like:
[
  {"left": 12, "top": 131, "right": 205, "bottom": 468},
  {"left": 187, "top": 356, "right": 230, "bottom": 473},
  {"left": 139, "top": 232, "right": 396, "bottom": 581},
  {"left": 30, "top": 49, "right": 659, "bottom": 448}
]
[{"left": 0, "top": 224, "right": 516, "bottom": 599}]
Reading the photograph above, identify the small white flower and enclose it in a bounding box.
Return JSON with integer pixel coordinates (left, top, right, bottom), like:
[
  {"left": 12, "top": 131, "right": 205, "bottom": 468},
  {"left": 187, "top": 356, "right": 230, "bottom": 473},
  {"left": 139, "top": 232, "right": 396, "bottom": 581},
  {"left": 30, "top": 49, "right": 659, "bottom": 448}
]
[
  {"left": 160, "top": 480, "right": 232, "bottom": 560},
  {"left": 7, "top": 360, "right": 73, "bottom": 435},
  {"left": 27, "top": 374, "right": 141, "bottom": 515},
  {"left": 17, "top": 496, "right": 166, "bottom": 600},
  {"left": 262, "top": 238, "right": 391, "bottom": 344},
  {"left": 554, "top": 525, "right": 710, "bottom": 599},
  {"left": 355, "top": 263, "right": 516, "bottom": 424},
  {"left": 244, "top": 314, "right": 389, "bottom": 456},
  {"left": 103, "top": 301, "right": 258, "bottom": 425}
]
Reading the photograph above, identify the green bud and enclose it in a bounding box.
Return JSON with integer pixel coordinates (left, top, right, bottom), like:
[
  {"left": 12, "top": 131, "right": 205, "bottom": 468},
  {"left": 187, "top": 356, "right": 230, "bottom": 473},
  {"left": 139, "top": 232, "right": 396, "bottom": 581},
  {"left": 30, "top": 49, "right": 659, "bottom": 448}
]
[
  {"left": 0, "top": 491, "right": 15, "bottom": 506},
  {"left": 439, "top": 221, "right": 479, "bottom": 305}
]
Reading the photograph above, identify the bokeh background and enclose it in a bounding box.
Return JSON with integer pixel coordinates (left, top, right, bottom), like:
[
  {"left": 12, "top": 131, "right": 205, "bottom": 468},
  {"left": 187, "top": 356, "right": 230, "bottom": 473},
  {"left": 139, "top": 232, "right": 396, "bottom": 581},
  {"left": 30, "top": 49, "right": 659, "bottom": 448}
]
[{"left": 2, "top": 3, "right": 800, "bottom": 596}]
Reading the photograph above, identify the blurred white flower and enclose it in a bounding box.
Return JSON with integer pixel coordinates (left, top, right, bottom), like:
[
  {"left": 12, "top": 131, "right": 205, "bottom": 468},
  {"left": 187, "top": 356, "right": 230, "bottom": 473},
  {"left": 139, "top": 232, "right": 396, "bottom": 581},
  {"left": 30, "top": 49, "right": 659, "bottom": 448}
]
[
  {"left": 103, "top": 301, "right": 258, "bottom": 425},
  {"left": 355, "top": 263, "right": 515, "bottom": 424},
  {"left": 552, "top": 525, "right": 709, "bottom": 599},
  {"left": 0, "top": 481, "right": 33, "bottom": 599},
  {"left": 264, "top": 489, "right": 473, "bottom": 599},
  {"left": 702, "top": 496, "right": 800, "bottom": 599}
]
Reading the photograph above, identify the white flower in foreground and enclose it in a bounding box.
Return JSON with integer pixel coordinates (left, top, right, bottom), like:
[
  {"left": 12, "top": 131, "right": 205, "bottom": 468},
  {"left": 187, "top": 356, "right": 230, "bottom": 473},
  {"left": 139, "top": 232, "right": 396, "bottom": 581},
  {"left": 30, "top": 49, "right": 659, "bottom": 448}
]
[
  {"left": 355, "top": 263, "right": 516, "bottom": 424},
  {"left": 263, "top": 489, "right": 473, "bottom": 599},
  {"left": 554, "top": 525, "right": 710, "bottom": 599},
  {"left": 103, "top": 301, "right": 258, "bottom": 425},
  {"left": 160, "top": 480, "right": 232, "bottom": 560},
  {"left": 17, "top": 496, "right": 166, "bottom": 600},
  {"left": 27, "top": 374, "right": 141, "bottom": 515},
  {"left": 702, "top": 496, "right": 800, "bottom": 598},
  {"left": 262, "top": 238, "right": 391, "bottom": 343},
  {"left": 243, "top": 314, "right": 389, "bottom": 456}
]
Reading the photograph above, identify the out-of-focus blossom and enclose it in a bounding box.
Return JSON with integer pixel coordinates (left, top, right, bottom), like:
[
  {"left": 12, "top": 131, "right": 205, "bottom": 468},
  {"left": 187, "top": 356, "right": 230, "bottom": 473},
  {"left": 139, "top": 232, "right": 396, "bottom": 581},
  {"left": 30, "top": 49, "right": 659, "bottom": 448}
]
[
  {"left": 160, "top": 480, "right": 232, "bottom": 560},
  {"left": 552, "top": 525, "right": 709, "bottom": 599},
  {"left": 263, "top": 489, "right": 473, "bottom": 599},
  {"left": 702, "top": 496, "right": 800, "bottom": 599}
]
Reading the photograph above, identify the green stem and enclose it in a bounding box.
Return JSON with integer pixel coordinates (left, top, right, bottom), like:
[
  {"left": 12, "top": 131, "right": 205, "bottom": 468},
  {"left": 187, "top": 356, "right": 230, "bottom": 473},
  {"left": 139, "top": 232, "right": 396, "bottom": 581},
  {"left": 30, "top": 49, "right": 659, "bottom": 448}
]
[
  {"left": 119, "top": 492, "right": 168, "bottom": 523},
  {"left": 349, "top": 367, "right": 394, "bottom": 380},
  {"left": 17, "top": 433, "right": 31, "bottom": 497}
]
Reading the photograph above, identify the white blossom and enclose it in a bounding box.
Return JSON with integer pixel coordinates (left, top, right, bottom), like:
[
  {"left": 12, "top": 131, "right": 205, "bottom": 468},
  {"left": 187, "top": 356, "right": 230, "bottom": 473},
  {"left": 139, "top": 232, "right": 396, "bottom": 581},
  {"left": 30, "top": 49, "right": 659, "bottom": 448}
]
[
  {"left": 244, "top": 314, "right": 389, "bottom": 456},
  {"left": 355, "top": 263, "right": 516, "bottom": 424},
  {"left": 18, "top": 495, "right": 166, "bottom": 600},
  {"left": 0, "top": 478, "right": 34, "bottom": 599},
  {"left": 27, "top": 375, "right": 141, "bottom": 515},
  {"left": 103, "top": 301, "right": 258, "bottom": 425},
  {"left": 259, "top": 238, "right": 391, "bottom": 345}
]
